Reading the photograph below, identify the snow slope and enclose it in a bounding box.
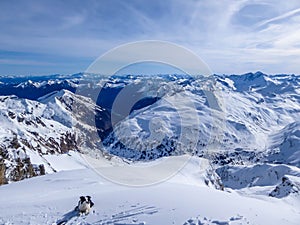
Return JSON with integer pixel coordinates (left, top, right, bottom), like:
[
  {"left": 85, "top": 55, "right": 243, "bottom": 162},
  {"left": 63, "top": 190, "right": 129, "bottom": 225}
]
[{"left": 0, "top": 155, "right": 299, "bottom": 225}]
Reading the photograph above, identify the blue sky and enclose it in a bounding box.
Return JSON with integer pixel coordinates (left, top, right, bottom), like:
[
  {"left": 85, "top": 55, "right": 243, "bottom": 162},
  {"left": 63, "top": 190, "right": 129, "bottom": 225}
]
[{"left": 1, "top": 0, "right": 300, "bottom": 75}]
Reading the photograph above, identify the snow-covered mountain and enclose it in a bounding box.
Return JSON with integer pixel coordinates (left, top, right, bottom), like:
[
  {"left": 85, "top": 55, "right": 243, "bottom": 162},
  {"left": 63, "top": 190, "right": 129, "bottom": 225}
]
[
  {"left": 0, "top": 72, "right": 299, "bottom": 224},
  {"left": 0, "top": 88, "right": 110, "bottom": 184},
  {"left": 267, "top": 121, "right": 300, "bottom": 167},
  {"left": 0, "top": 72, "right": 299, "bottom": 181},
  {"left": 103, "top": 72, "right": 300, "bottom": 164}
]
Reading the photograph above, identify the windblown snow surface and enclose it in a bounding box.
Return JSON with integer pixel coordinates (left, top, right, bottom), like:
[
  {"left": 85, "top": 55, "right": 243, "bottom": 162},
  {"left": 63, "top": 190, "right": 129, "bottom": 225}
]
[{"left": 0, "top": 154, "right": 299, "bottom": 225}]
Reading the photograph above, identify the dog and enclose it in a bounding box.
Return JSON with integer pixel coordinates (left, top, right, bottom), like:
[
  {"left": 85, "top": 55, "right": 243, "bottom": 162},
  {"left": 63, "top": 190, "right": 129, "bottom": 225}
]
[{"left": 75, "top": 196, "right": 94, "bottom": 215}]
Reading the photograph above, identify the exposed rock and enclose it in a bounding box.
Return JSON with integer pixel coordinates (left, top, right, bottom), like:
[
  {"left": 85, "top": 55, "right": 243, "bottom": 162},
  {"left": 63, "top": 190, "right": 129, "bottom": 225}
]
[
  {"left": 269, "top": 175, "right": 300, "bottom": 198},
  {"left": 60, "top": 132, "right": 77, "bottom": 153},
  {"left": 0, "top": 158, "right": 7, "bottom": 185},
  {"left": 205, "top": 165, "right": 224, "bottom": 191},
  {"left": 8, "top": 157, "right": 45, "bottom": 182},
  {"left": 8, "top": 111, "right": 16, "bottom": 119}
]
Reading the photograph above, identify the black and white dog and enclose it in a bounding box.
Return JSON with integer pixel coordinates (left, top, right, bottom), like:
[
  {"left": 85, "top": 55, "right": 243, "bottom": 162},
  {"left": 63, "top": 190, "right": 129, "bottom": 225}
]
[{"left": 75, "top": 196, "right": 94, "bottom": 215}]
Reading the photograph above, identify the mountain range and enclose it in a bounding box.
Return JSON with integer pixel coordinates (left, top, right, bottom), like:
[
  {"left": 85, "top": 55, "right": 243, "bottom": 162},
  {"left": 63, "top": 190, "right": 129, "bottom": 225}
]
[
  {"left": 0, "top": 71, "right": 299, "bottom": 224},
  {"left": 0, "top": 71, "right": 299, "bottom": 180}
]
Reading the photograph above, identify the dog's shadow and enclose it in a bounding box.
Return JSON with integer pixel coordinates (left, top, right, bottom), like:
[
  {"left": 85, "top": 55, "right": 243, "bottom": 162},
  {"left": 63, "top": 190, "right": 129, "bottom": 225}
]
[{"left": 56, "top": 209, "right": 79, "bottom": 225}]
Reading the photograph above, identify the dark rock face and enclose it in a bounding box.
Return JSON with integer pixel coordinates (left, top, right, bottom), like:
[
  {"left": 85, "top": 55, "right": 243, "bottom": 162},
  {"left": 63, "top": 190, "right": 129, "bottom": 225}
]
[
  {"left": 10, "top": 158, "right": 35, "bottom": 181},
  {"left": 60, "top": 132, "right": 78, "bottom": 153},
  {"left": 0, "top": 158, "right": 7, "bottom": 185},
  {"left": 269, "top": 176, "right": 300, "bottom": 198},
  {"left": 1, "top": 155, "right": 46, "bottom": 183}
]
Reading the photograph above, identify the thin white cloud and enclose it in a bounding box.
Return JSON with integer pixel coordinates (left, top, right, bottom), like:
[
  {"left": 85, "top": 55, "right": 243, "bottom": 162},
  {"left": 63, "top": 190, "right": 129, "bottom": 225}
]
[
  {"left": 254, "top": 7, "right": 300, "bottom": 29},
  {"left": 1, "top": 0, "right": 300, "bottom": 74},
  {"left": 0, "top": 59, "right": 55, "bottom": 66}
]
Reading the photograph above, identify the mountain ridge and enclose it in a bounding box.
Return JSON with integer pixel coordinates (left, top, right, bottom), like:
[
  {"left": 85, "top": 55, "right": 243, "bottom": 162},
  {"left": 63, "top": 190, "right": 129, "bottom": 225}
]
[{"left": 0, "top": 72, "right": 299, "bottom": 201}]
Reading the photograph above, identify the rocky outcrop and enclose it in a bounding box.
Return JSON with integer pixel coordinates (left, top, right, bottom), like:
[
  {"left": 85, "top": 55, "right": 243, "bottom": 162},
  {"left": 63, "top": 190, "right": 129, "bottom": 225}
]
[
  {"left": 0, "top": 158, "right": 7, "bottom": 185},
  {"left": 269, "top": 175, "right": 300, "bottom": 198},
  {"left": 60, "top": 132, "right": 77, "bottom": 153},
  {"left": 0, "top": 154, "right": 45, "bottom": 184}
]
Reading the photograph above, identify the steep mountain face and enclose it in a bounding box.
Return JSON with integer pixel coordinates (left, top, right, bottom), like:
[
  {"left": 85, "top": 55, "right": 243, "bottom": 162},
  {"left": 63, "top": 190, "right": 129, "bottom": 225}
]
[
  {"left": 99, "top": 72, "right": 299, "bottom": 198},
  {"left": 0, "top": 72, "right": 299, "bottom": 197},
  {"left": 216, "top": 163, "right": 300, "bottom": 189},
  {"left": 103, "top": 73, "right": 300, "bottom": 164},
  {"left": 0, "top": 89, "right": 109, "bottom": 183},
  {"left": 267, "top": 122, "right": 300, "bottom": 167}
]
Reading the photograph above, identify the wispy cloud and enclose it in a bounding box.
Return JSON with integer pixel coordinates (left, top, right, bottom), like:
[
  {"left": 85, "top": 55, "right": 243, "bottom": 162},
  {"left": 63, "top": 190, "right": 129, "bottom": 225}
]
[
  {"left": 0, "top": 59, "right": 55, "bottom": 66},
  {"left": 255, "top": 7, "right": 300, "bottom": 29},
  {"left": 1, "top": 0, "right": 300, "bottom": 75}
]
